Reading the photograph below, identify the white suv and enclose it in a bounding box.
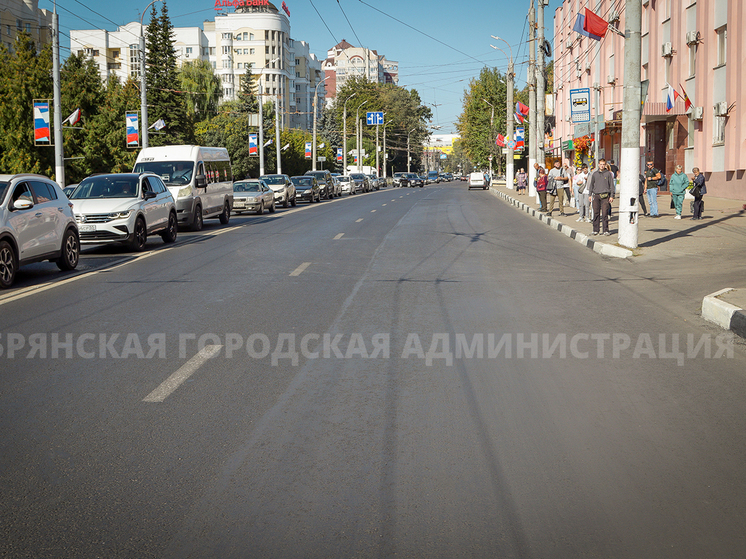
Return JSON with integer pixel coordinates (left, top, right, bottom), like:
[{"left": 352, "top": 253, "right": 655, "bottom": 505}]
[
  {"left": 0, "top": 174, "right": 80, "bottom": 288},
  {"left": 71, "top": 173, "right": 177, "bottom": 251}
]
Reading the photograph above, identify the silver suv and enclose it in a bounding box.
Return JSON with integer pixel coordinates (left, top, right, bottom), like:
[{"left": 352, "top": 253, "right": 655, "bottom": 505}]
[
  {"left": 259, "top": 174, "right": 296, "bottom": 208},
  {"left": 71, "top": 173, "right": 177, "bottom": 251},
  {"left": 0, "top": 174, "right": 80, "bottom": 288}
]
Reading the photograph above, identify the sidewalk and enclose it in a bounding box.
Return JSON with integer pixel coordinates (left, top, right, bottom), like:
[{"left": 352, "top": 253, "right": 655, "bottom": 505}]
[{"left": 490, "top": 180, "right": 746, "bottom": 262}]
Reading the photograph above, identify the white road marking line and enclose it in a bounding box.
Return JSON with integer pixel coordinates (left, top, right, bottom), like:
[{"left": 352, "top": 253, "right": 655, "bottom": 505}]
[
  {"left": 333, "top": 233, "right": 344, "bottom": 240},
  {"left": 290, "top": 261, "right": 311, "bottom": 276},
  {"left": 211, "top": 225, "right": 243, "bottom": 236},
  {"left": 371, "top": 209, "right": 377, "bottom": 213},
  {"left": 143, "top": 344, "right": 223, "bottom": 402},
  {"left": 382, "top": 204, "right": 387, "bottom": 206},
  {"left": 355, "top": 218, "right": 363, "bottom": 223}
]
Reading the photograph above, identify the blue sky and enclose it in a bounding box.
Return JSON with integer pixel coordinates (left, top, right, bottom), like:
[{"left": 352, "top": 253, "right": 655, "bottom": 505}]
[{"left": 43, "top": 0, "right": 561, "bottom": 134}]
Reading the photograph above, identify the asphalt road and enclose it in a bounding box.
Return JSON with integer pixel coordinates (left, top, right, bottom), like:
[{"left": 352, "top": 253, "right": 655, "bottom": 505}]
[{"left": 1, "top": 182, "right": 745, "bottom": 558}]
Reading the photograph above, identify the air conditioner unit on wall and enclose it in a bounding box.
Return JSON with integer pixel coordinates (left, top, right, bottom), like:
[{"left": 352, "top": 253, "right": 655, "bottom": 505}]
[
  {"left": 691, "top": 106, "right": 704, "bottom": 120},
  {"left": 661, "top": 42, "right": 673, "bottom": 57},
  {"left": 608, "top": 9, "right": 620, "bottom": 22},
  {"left": 686, "top": 31, "right": 700, "bottom": 45},
  {"left": 607, "top": 74, "right": 616, "bottom": 84},
  {"left": 565, "top": 40, "right": 572, "bottom": 50},
  {"left": 714, "top": 102, "right": 729, "bottom": 116}
]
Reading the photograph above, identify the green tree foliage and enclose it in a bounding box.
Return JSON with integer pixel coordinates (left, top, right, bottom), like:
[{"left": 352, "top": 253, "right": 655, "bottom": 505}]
[
  {"left": 145, "top": 1, "right": 192, "bottom": 145},
  {"left": 0, "top": 32, "right": 53, "bottom": 176},
  {"left": 60, "top": 53, "right": 105, "bottom": 183},
  {"left": 179, "top": 59, "right": 222, "bottom": 120},
  {"left": 456, "top": 67, "right": 508, "bottom": 170}
]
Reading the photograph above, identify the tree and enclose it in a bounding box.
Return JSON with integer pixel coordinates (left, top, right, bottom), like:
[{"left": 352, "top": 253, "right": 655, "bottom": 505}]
[
  {"left": 0, "top": 32, "right": 54, "bottom": 177},
  {"left": 145, "top": 1, "right": 192, "bottom": 145},
  {"left": 179, "top": 59, "right": 222, "bottom": 120}
]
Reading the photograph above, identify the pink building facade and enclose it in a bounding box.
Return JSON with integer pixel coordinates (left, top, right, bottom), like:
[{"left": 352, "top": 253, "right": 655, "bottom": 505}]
[{"left": 553, "top": 0, "right": 745, "bottom": 200}]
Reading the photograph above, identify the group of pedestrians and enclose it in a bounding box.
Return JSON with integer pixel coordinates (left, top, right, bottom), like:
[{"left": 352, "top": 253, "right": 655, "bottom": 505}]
[{"left": 517, "top": 157, "right": 707, "bottom": 235}]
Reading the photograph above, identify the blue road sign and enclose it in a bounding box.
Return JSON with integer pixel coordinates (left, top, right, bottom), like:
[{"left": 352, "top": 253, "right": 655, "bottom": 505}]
[{"left": 366, "top": 111, "right": 384, "bottom": 126}]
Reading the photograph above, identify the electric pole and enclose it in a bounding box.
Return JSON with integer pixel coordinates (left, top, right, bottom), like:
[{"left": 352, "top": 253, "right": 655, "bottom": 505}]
[
  {"left": 52, "top": 4, "right": 64, "bottom": 186},
  {"left": 258, "top": 84, "right": 265, "bottom": 177},
  {"left": 618, "top": 0, "right": 643, "bottom": 248},
  {"left": 528, "top": 1, "right": 537, "bottom": 196},
  {"left": 536, "top": 0, "right": 545, "bottom": 167}
]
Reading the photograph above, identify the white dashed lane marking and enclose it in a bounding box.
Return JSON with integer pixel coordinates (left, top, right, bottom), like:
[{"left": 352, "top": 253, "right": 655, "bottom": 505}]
[{"left": 289, "top": 262, "right": 311, "bottom": 276}]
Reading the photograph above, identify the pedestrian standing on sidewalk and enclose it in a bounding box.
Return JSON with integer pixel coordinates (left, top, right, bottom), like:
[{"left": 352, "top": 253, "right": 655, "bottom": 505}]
[
  {"left": 644, "top": 159, "right": 661, "bottom": 217},
  {"left": 536, "top": 167, "right": 548, "bottom": 212},
  {"left": 562, "top": 161, "right": 573, "bottom": 209},
  {"left": 574, "top": 165, "right": 590, "bottom": 222},
  {"left": 669, "top": 165, "right": 688, "bottom": 219},
  {"left": 546, "top": 160, "right": 569, "bottom": 216},
  {"left": 587, "top": 158, "right": 615, "bottom": 235},
  {"left": 516, "top": 168, "right": 527, "bottom": 194},
  {"left": 638, "top": 173, "right": 648, "bottom": 216},
  {"left": 691, "top": 167, "right": 707, "bottom": 219}
]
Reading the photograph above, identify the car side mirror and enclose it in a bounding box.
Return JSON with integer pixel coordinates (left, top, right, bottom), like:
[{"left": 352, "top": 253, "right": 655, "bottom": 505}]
[
  {"left": 143, "top": 191, "right": 157, "bottom": 200},
  {"left": 11, "top": 199, "right": 34, "bottom": 211},
  {"left": 195, "top": 174, "right": 207, "bottom": 188}
]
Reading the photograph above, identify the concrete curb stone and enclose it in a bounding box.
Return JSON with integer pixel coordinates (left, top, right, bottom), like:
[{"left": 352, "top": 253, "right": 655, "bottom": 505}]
[
  {"left": 489, "top": 186, "right": 634, "bottom": 259},
  {"left": 702, "top": 288, "right": 746, "bottom": 340}
]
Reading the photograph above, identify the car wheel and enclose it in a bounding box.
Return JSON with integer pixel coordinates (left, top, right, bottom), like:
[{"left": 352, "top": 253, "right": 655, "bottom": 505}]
[
  {"left": 161, "top": 212, "right": 178, "bottom": 243},
  {"left": 283, "top": 194, "right": 290, "bottom": 208},
  {"left": 219, "top": 202, "right": 230, "bottom": 224},
  {"left": 0, "top": 240, "right": 17, "bottom": 288},
  {"left": 256, "top": 201, "right": 264, "bottom": 215},
  {"left": 56, "top": 229, "right": 80, "bottom": 271},
  {"left": 128, "top": 217, "right": 147, "bottom": 251},
  {"left": 269, "top": 201, "right": 276, "bottom": 213},
  {"left": 192, "top": 205, "right": 203, "bottom": 231},
  {"left": 291, "top": 195, "right": 297, "bottom": 207},
  {"left": 484, "top": 186, "right": 488, "bottom": 190}
]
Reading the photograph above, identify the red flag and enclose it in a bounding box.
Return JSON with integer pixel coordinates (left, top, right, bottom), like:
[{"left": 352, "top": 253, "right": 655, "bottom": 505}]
[
  {"left": 516, "top": 101, "right": 529, "bottom": 116},
  {"left": 679, "top": 84, "right": 693, "bottom": 112},
  {"left": 583, "top": 8, "right": 608, "bottom": 39},
  {"left": 495, "top": 134, "right": 506, "bottom": 147}
]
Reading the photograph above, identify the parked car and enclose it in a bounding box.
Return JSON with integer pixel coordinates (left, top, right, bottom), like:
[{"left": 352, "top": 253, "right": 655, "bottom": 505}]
[
  {"left": 305, "top": 170, "right": 336, "bottom": 199},
  {"left": 232, "top": 179, "right": 276, "bottom": 214},
  {"left": 259, "top": 174, "right": 296, "bottom": 208},
  {"left": 405, "top": 173, "right": 424, "bottom": 187},
  {"left": 291, "top": 176, "right": 321, "bottom": 203},
  {"left": 62, "top": 184, "right": 78, "bottom": 197},
  {"left": 468, "top": 172, "right": 488, "bottom": 190},
  {"left": 0, "top": 174, "right": 80, "bottom": 288},
  {"left": 71, "top": 173, "right": 177, "bottom": 251},
  {"left": 349, "top": 173, "right": 370, "bottom": 193},
  {"left": 133, "top": 145, "right": 233, "bottom": 231},
  {"left": 427, "top": 170, "right": 440, "bottom": 184},
  {"left": 366, "top": 174, "right": 381, "bottom": 191},
  {"left": 337, "top": 176, "right": 354, "bottom": 195},
  {"left": 392, "top": 172, "right": 406, "bottom": 188}
]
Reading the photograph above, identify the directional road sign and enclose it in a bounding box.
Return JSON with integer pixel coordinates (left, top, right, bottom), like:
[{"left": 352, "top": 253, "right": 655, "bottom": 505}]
[{"left": 366, "top": 111, "right": 384, "bottom": 126}]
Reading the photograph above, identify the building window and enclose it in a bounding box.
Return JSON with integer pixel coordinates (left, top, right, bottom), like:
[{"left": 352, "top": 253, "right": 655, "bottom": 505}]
[
  {"left": 212, "top": 61, "right": 216, "bottom": 69},
  {"left": 209, "top": 47, "right": 215, "bottom": 55},
  {"left": 688, "top": 44, "right": 696, "bottom": 77},
  {"left": 265, "top": 30, "right": 269, "bottom": 40},
  {"left": 16, "top": 19, "right": 21, "bottom": 30},
  {"left": 112, "top": 49, "right": 120, "bottom": 58},
  {"left": 250, "top": 48, "right": 255, "bottom": 55},
  {"left": 222, "top": 33, "right": 231, "bottom": 40},
  {"left": 222, "top": 60, "right": 232, "bottom": 69},
  {"left": 129, "top": 45, "right": 140, "bottom": 77},
  {"left": 186, "top": 47, "right": 192, "bottom": 54},
  {"left": 716, "top": 27, "right": 726, "bottom": 66},
  {"left": 250, "top": 33, "right": 254, "bottom": 40},
  {"left": 713, "top": 113, "right": 725, "bottom": 145},
  {"left": 265, "top": 46, "right": 269, "bottom": 54},
  {"left": 243, "top": 32, "right": 248, "bottom": 40},
  {"left": 688, "top": 118, "right": 695, "bottom": 148}
]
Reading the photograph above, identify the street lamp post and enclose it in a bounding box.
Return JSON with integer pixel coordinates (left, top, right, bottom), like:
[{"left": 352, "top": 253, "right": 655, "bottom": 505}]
[
  {"left": 383, "top": 118, "right": 391, "bottom": 178},
  {"left": 356, "top": 99, "right": 368, "bottom": 173},
  {"left": 342, "top": 92, "right": 357, "bottom": 175},
  {"left": 482, "top": 98, "right": 495, "bottom": 179},
  {"left": 407, "top": 127, "right": 416, "bottom": 173},
  {"left": 258, "top": 82, "right": 265, "bottom": 177},
  {"left": 312, "top": 76, "right": 330, "bottom": 171},
  {"left": 139, "top": 0, "right": 162, "bottom": 149},
  {"left": 492, "top": 36, "right": 515, "bottom": 189},
  {"left": 375, "top": 112, "right": 385, "bottom": 177}
]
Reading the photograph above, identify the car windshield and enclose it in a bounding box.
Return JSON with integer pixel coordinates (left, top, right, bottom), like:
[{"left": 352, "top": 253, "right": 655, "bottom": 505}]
[
  {"left": 291, "top": 177, "right": 313, "bottom": 187},
  {"left": 260, "top": 176, "right": 286, "bottom": 185},
  {"left": 234, "top": 182, "right": 261, "bottom": 192},
  {"left": 338, "top": 177, "right": 351, "bottom": 182},
  {"left": 406, "top": 174, "right": 418, "bottom": 179},
  {"left": 0, "top": 182, "right": 8, "bottom": 203},
  {"left": 350, "top": 174, "right": 364, "bottom": 180},
  {"left": 133, "top": 161, "right": 194, "bottom": 186},
  {"left": 72, "top": 176, "right": 139, "bottom": 199}
]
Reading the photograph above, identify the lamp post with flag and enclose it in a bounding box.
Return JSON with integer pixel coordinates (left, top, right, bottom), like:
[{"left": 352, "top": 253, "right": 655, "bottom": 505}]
[
  {"left": 312, "top": 76, "right": 330, "bottom": 171},
  {"left": 342, "top": 92, "right": 357, "bottom": 174},
  {"left": 139, "top": 0, "right": 162, "bottom": 150},
  {"left": 491, "top": 36, "right": 515, "bottom": 189},
  {"left": 482, "top": 98, "right": 495, "bottom": 180}
]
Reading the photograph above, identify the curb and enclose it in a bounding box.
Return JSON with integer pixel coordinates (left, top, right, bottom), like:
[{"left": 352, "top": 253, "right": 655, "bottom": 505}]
[
  {"left": 489, "top": 187, "right": 634, "bottom": 259},
  {"left": 702, "top": 288, "right": 746, "bottom": 339}
]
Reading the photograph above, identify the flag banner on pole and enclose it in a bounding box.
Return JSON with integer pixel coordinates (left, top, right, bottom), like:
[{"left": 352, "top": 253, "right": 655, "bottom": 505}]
[
  {"left": 679, "top": 84, "right": 692, "bottom": 112},
  {"left": 665, "top": 83, "right": 678, "bottom": 112},
  {"left": 249, "top": 133, "right": 258, "bottom": 156},
  {"left": 319, "top": 143, "right": 325, "bottom": 149},
  {"left": 264, "top": 139, "right": 273, "bottom": 148},
  {"left": 149, "top": 118, "right": 166, "bottom": 131},
  {"left": 516, "top": 102, "right": 529, "bottom": 117},
  {"left": 515, "top": 112, "right": 525, "bottom": 124},
  {"left": 515, "top": 127, "right": 525, "bottom": 149},
  {"left": 495, "top": 134, "right": 506, "bottom": 147},
  {"left": 126, "top": 112, "right": 139, "bottom": 147},
  {"left": 337, "top": 148, "right": 343, "bottom": 162},
  {"left": 282, "top": 143, "right": 290, "bottom": 151},
  {"left": 305, "top": 142, "right": 312, "bottom": 159},
  {"left": 34, "top": 101, "right": 51, "bottom": 143},
  {"left": 63, "top": 108, "right": 81, "bottom": 126},
  {"left": 583, "top": 8, "right": 608, "bottom": 39},
  {"left": 573, "top": 13, "right": 603, "bottom": 41}
]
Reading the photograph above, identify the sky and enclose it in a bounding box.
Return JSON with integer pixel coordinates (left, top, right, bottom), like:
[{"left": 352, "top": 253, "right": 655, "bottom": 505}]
[{"left": 42, "top": 0, "right": 562, "bottom": 135}]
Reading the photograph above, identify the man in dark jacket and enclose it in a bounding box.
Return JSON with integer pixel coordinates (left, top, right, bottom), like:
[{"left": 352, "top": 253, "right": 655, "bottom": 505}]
[{"left": 587, "top": 158, "right": 615, "bottom": 235}]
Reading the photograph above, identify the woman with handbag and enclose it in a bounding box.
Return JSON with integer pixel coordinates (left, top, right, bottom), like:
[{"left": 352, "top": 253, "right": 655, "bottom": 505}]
[
  {"left": 573, "top": 165, "right": 590, "bottom": 222},
  {"left": 536, "top": 167, "right": 548, "bottom": 212},
  {"left": 691, "top": 167, "right": 706, "bottom": 220}
]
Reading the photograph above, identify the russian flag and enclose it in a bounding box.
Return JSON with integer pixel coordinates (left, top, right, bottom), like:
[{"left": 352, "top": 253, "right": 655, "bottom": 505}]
[
  {"left": 126, "top": 113, "right": 139, "bottom": 146},
  {"left": 34, "top": 102, "right": 50, "bottom": 142},
  {"left": 305, "top": 142, "right": 312, "bottom": 159},
  {"left": 666, "top": 84, "right": 678, "bottom": 112},
  {"left": 249, "top": 133, "right": 258, "bottom": 156},
  {"left": 337, "top": 148, "right": 343, "bottom": 162},
  {"left": 515, "top": 127, "right": 525, "bottom": 149}
]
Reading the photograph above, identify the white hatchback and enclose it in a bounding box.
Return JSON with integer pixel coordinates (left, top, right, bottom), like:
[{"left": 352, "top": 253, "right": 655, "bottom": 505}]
[
  {"left": 468, "top": 172, "right": 487, "bottom": 190},
  {"left": 71, "top": 173, "right": 177, "bottom": 251},
  {"left": 0, "top": 174, "right": 80, "bottom": 288}
]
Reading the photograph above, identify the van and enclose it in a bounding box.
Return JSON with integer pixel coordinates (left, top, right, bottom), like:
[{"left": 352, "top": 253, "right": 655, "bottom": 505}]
[
  {"left": 133, "top": 145, "right": 233, "bottom": 230},
  {"left": 468, "top": 172, "right": 487, "bottom": 190},
  {"left": 427, "top": 170, "right": 439, "bottom": 184}
]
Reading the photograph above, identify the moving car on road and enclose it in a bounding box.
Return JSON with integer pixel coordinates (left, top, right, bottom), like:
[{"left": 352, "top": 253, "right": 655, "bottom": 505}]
[
  {"left": 349, "top": 173, "right": 370, "bottom": 193},
  {"left": 71, "top": 173, "right": 177, "bottom": 251},
  {"left": 468, "top": 172, "right": 487, "bottom": 190},
  {"left": 291, "top": 176, "right": 321, "bottom": 203},
  {"left": 0, "top": 174, "right": 80, "bottom": 288},
  {"left": 233, "top": 179, "right": 276, "bottom": 214},
  {"left": 260, "top": 174, "right": 296, "bottom": 208},
  {"left": 305, "top": 170, "right": 336, "bottom": 199}
]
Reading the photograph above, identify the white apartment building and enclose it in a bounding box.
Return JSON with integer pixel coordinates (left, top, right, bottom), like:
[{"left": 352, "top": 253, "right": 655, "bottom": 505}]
[
  {"left": 323, "top": 39, "right": 399, "bottom": 104},
  {"left": 69, "top": 2, "right": 323, "bottom": 131},
  {"left": 0, "top": 0, "right": 53, "bottom": 51}
]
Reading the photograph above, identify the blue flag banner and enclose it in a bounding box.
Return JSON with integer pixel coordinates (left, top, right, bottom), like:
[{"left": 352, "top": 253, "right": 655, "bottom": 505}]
[
  {"left": 126, "top": 113, "right": 139, "bottom": 147},
  {"left": 34, "top": 102, "right": 50, "bottom": 144}
]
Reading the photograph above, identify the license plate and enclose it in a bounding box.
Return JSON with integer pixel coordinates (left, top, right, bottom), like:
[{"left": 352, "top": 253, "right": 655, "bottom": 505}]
[{"left": 79, "top": 224, "right": 96, "bottom": 232}]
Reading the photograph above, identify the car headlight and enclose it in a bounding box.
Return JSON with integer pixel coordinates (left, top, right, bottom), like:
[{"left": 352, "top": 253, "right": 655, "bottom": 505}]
[
  {"left": 246, "top": 197, "right": 256, "bottom": 203},
  {"left": 108, "top": 210, "right": 133, "bottom": 220},
  {"left": 177, "top": 185, "right": 192, "bottom": 198}
]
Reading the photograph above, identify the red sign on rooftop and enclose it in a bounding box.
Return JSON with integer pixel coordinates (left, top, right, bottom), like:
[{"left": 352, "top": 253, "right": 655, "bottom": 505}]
[
  {"left": 281, "top": 1, "right": 290, "bottom": 16},
  {"left": 214, "top": 0, "right": 270, "bottom": 9}
]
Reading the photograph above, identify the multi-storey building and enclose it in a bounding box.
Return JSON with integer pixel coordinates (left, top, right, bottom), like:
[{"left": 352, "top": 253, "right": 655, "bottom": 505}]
[
  {"left": 323, "top": 40, "right": 399, "bottom": 103},
  {"left": 0, "top": 0, "right": 53, "bottom": 51},
  {"left": 69, "top": 2, "right": 323, "bottom": 131},
  {"left": 553, "top": 0, "right": 743, "bottom": 199}
]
